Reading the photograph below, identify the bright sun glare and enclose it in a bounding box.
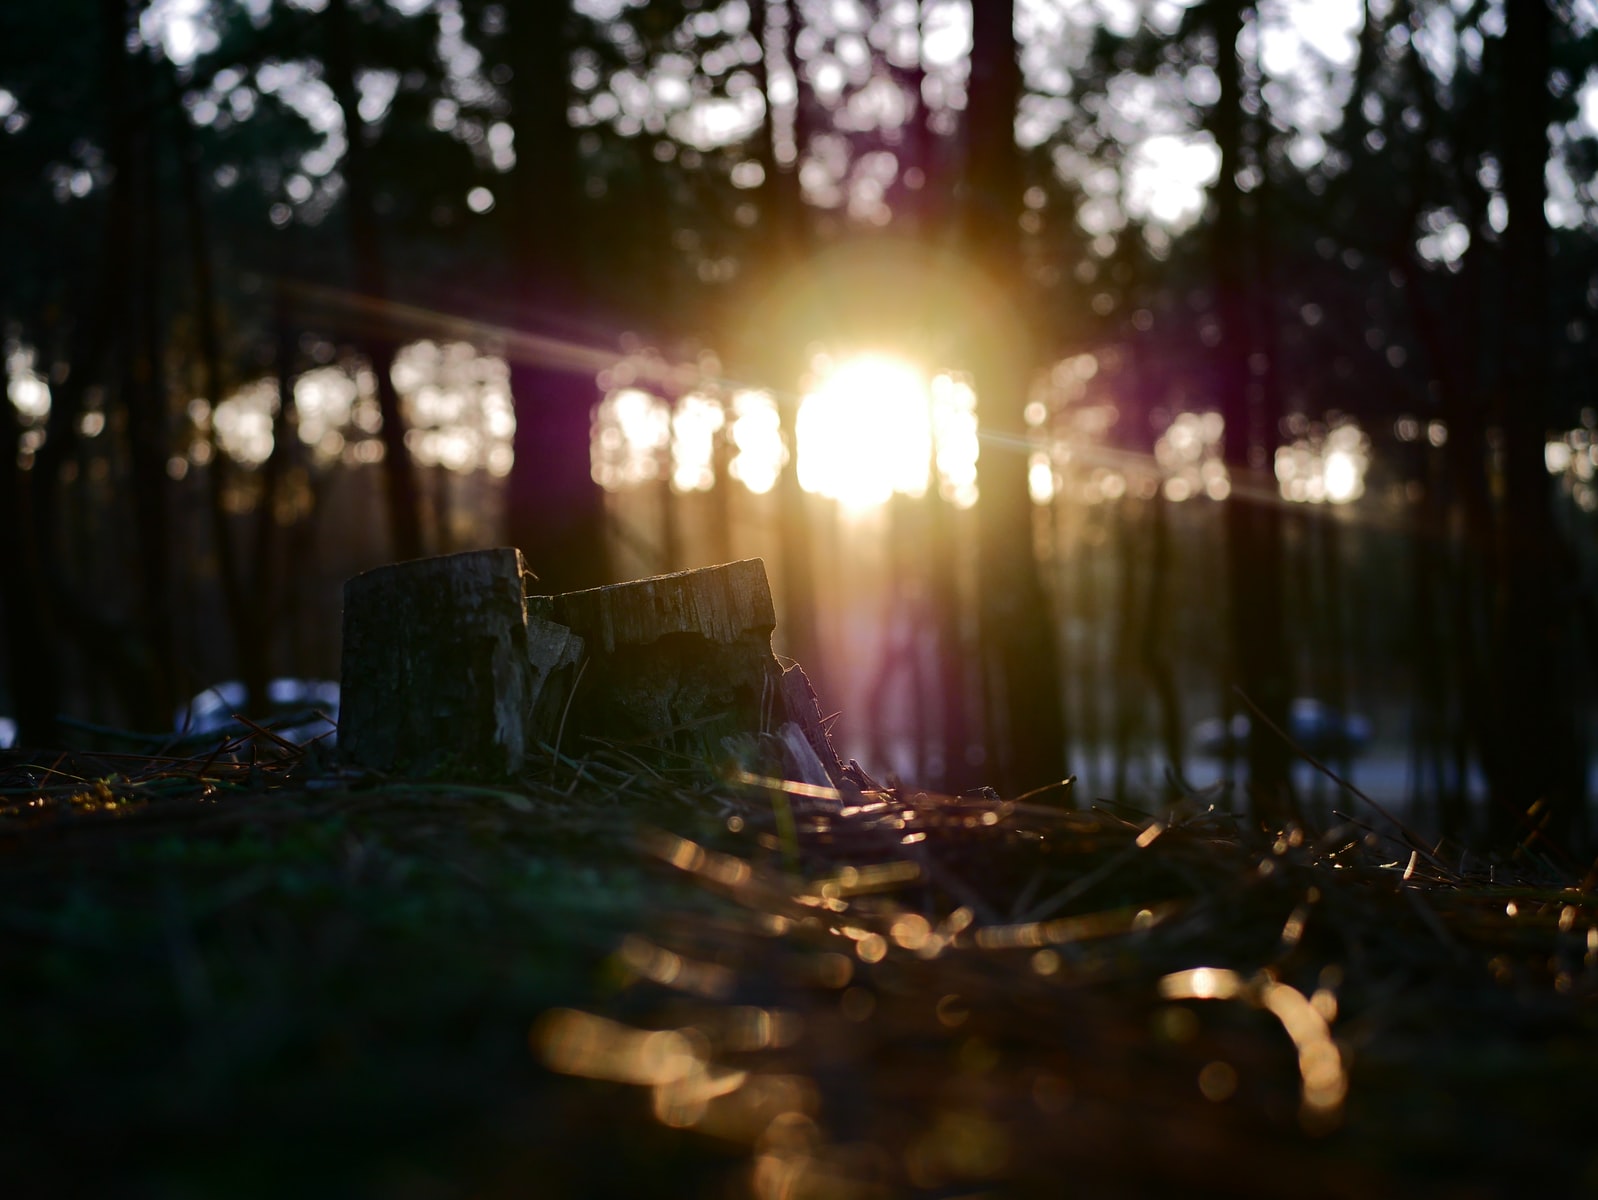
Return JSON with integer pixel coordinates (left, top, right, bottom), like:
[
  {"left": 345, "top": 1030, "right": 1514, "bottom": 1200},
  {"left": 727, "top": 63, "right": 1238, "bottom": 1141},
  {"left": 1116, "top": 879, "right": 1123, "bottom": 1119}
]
[
  {"left": 797, "top": 355, "right": 979, "bottom": 512},
  {"left": 798, "top": 356, "right": 930, "bottom": 511},
  {"left": 587, "top": 353, "right": 980, "bottom": 510}
]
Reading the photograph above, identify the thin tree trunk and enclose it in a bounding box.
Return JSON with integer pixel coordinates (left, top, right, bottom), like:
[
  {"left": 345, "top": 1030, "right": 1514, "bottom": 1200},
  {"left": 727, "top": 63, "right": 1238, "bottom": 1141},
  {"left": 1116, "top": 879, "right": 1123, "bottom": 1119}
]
[
  {"left": 1408, "top": 441, "right": 1459, "bottom": 832},
  {"left": 325, "top": 0, "right": 421, "bottom": 564},
  {"left": 707, "top": 395, "right": 734, "bottom": 566},
  {"left": 1075, "top": 523, "right": 1102, "bottom": 796},
  {"left": 500, "top": 1, "right": 606, "bottom": 591},
  {"left": 748, "top": 0, "right": 822, "bottom": 677},
  {"left": 127, "top": 46, "right": 176, "bottom": 724},
  {"left": 1141, "top": 486, "right": 1185, "bottom": 792},
  {"left": 175, "top": 72, "right": 269, "bottom": 715},
  {"left": 908, "top": 0, "right": 976, "bottom": 793},
  {"left": 965, "top": 0, "right": 1067, "bottom": 796},
  {"left": 1487, "top": 0, "right": 1583, "bottom": 849},
  {"left": 245, "top": 286, "right": 299, "bottom": 687},
  {"left": 1211, "top": 0, "right": 1291, "bottom": 824},
  {"left": 928, "top": 479, "right": 975, "bottom": 793},
  {"left": 0, "top": 309, "right": 56, "bottom": 743},
  {"left": 1111, "top": 497, "right": 1141, "bottom": 805},
  {"left": 865, "top": 494, "right": 921, "bottom": 779},
  {"left": 1317, "top": 512, "right": 1351, "bottom": 812}
]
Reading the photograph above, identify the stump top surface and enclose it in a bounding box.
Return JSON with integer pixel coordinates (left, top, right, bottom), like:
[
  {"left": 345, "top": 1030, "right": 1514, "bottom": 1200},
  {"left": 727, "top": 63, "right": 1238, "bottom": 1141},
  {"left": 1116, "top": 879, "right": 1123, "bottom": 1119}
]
[
  {"left": 542, "top": 558, "right": 775, "bottom": 651},
  {"left": 344, "top": 547, "right": 528, "bottom": 598}
]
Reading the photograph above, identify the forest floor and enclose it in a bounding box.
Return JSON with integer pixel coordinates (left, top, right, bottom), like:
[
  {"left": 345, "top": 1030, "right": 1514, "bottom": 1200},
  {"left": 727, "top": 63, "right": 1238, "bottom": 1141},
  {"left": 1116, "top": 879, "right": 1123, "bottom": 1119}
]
[{"left": 3, "top": 730, "right": 1596, "bottom": 1199}]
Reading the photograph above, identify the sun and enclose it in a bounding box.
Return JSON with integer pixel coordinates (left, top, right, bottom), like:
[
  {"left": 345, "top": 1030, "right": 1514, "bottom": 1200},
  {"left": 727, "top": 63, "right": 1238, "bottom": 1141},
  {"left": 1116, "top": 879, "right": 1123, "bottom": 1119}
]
[
  {"left": 795, "top": 354, "right": 981, "bottom": 512},
  {"left": 796, "top": 354, "right": 978, "bottom": 513},
  {"left": 587, "top": 351, "right": 980, "bottom": 510},
  {"left": 797, "top": 355, "right": 931, "bottom": 511}
]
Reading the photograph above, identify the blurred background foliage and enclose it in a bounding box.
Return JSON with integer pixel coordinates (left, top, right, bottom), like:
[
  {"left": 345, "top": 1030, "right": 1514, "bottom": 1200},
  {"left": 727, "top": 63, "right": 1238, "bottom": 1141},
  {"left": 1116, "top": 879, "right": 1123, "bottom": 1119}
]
[{"left": 2, "top": 0, "right": 1598, "bottom": 851}]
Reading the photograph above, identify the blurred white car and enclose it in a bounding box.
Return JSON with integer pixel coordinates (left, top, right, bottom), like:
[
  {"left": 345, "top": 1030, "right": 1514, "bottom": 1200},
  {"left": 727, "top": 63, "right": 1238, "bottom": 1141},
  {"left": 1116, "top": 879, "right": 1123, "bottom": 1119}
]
[{"left": 175, "top": 679, "right": 340, "bottom": 746}]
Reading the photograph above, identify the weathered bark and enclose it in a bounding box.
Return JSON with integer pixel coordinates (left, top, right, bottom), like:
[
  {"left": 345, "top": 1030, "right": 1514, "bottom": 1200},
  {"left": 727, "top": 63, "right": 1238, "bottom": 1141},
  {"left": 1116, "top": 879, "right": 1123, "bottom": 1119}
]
[
  {"left": 776, "top": 660, "right": 855, "bottom": 789},
  {"left": 342, "top": 548, "right": 577, "bottom": 776},
  {"left": 541, "top": 558, "right": 780, "bottom": 756},
  {"left": 341, "top": 554, "right": 860, "bottom": 783},
  {"left": 544, "top": 557, "right": 775, "bottom": 653}
]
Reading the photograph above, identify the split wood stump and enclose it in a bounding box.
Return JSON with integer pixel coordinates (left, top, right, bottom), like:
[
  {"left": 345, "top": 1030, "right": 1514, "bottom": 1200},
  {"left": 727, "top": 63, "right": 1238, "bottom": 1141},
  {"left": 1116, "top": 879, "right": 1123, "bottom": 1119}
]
[
  {"left": 341, "top": 552, "right": 848, "bottom": 780},
  {"left": 340, "top": 548, "right": 581, "bottom": 776},
  {"left": 532, "top": 557, "right": 780, "bottom": 758}
]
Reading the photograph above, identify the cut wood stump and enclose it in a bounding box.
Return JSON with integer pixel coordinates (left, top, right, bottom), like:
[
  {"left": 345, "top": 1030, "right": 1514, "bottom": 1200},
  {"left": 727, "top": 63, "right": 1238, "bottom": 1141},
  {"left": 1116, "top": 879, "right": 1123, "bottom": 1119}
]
[
  {"left": 341, "top": 548, "right": 583, "bottom": 776},
  {"left": 342, "top": 552, "right": 853, "bottom": 782},
  {"left": 537, "top": 558, "right": 782, "bottom": 758}
]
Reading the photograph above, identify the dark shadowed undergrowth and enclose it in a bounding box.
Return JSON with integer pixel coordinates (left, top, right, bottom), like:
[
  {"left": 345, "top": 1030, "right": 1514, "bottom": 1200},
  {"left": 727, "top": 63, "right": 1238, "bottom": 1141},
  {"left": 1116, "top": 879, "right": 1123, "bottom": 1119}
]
[{"left": 2, "top": 725, "right": 1595, "bottom": 1198}]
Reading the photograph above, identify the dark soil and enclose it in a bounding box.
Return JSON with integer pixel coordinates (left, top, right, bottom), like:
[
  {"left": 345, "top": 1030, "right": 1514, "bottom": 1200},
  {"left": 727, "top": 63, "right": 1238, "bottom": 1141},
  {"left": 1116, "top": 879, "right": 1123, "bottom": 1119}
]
[{"left": 3, "top": 735, "right": 1595, "bottom": 1198}]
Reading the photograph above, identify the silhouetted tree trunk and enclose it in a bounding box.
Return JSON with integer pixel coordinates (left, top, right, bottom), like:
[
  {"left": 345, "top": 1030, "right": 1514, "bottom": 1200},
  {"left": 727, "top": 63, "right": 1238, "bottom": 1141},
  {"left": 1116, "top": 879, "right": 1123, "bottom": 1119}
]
[
  {"left": 1142, "top": 486, "right": 1185, "bottom": 791},
  {"left": 1073, "top": 519, "right": 1103, "bottom": 795},
  {"left": 0, "top": 308, "right": 56, "bottom": 744},
  {"left": 1377, "top": 0, "right": 1493, "bottom": 838},
  {"left": 706, "top": 406, "right": 734, "bottom": 566},
  {"left": 249, "top": 288, "right": 299, "bottom": 675},
  {"left": 46, "top": 0, "right": 177, "bottom": 727},
  {"left": 128, "top": 45, "right": 178, "bottom": 723},
  {"left": 964, "top": 0, "right": 1067, "bottom": 796},
  {"left": 1487, "top": 0, "right": 1584, "bottom": 849},
  {"left": 325, "top": 0, "right": 421, "bottom": 565},
  {"left": 1406, "top": 437, "right": 1459, "bottom": 829},
  {"left": 927, "top": 474, "right": 975, "bottom": 793},
  {"left": 748, "top": 0, "right": 822, "bottom": 676},
  {"left": 22, "top": 83, "right": 150, "bottom": 726},
  {"left": 501, "top": 0, "right": 607, "bottom": 591},
  {"left": 1120, "top": 259, "right": 1184, "bottom": 794},
  {"left": 1318, "top": 515, "right": 1351, "bottom": 757},
  {"left": 1210, "top": 0, "right": 1291, "bottom": 824},
  {"left": 175, "top": 73, "right": 264, "bottom": 717},
  {"left": 1390, "top": 178, "right": 1491, "bottom": 841},
  {"left": 1111, "top": 498, "right": 1140, "bottom": 804},
  {"left": 867, "top": 493, "right": 932, "bottom": 781},
  {"left": 29, "top": 296, "right": 96, "bottom": 710},
  {"left": 909, "top": 0, "right": 978, "bottom": 794}
]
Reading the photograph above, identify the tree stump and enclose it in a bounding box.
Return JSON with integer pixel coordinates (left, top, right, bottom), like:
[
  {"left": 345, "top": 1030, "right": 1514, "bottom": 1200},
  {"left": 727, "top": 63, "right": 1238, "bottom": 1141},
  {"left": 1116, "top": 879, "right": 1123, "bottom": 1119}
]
[
  {"left": 537, "top": 558, "right": 782, "bottom": 757},
  {"left": 341, "top": 548, "right": 583, "bottom": 776},
  {"left": 341, "top": 552, "right": 853, "bottom": 782}
]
